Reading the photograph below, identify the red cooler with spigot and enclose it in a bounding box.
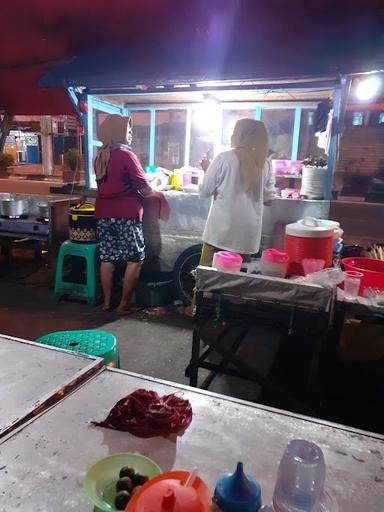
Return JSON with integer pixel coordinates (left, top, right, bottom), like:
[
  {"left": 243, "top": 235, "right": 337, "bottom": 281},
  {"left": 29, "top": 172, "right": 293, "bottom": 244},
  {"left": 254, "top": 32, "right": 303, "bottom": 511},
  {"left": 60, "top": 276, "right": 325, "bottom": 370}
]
[{"left": 285, "top": 217, "right": 334, "bottom": 276}]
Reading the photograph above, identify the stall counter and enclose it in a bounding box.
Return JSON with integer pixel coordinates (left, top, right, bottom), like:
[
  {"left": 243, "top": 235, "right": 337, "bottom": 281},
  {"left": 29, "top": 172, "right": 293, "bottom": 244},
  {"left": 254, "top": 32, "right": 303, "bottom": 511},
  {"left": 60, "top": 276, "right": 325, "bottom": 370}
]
[{"left": 143, "top": 191, "right": 330, "bottom": 272}]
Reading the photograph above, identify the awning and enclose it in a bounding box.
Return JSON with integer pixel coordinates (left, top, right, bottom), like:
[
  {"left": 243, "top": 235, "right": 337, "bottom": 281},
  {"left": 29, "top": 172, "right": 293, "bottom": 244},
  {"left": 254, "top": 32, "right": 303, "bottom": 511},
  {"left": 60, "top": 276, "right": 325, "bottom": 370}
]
[
  {"left": 1, "top": 1, "right": 383, "bottom": 114},
  {"left": 39, "top": 42, "right": 380, "bottom": 94},
  {"left": 0, "top": 68, "right": 73, "bottom": 116}
]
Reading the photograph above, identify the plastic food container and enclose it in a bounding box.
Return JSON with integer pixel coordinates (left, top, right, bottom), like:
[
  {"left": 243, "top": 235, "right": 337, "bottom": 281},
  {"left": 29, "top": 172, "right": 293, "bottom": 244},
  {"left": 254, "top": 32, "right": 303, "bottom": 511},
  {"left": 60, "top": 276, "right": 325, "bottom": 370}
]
[
  {"left": 213, "top": 251, "right": 243, "bottom": 273},
  {"left": 281, "top": 188, "right": 300, "bottom": 199},
  {"left": 272, "top": 159, "right": 302, "bottom": 176},
  {"left": 341, "top": 257, "right": 384, "bottom": 292},
  {"left": 69, "top": 203, "right": 97, "bottom": 243},
  {"left": 302, "top": 258, "right": 325, "bottom": 276},
  {"left": 170, "top": 169, "right": 183, "bottom": 190},
  {"left": 285, "top": 217, "right": 334, "bottom": 276},
  {"left": 83, "top": 452, "right": 162, "bottom": 512},
  {"left": 183, "top": 171, "right": 192, "bottom": 187},
  {"left": 261, "top": 249, "right": 289, "bottom": 278}
]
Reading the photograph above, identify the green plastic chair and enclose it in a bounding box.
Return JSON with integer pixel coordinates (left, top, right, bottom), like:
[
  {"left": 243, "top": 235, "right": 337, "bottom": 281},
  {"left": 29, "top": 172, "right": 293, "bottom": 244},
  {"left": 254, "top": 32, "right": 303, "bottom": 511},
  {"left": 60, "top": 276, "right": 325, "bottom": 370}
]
[
  {"left": 36, "top": 329, "right": 120, "bottom": 368},
  {"left": 54, "top": 241, "right": 99, "bottom": 305}
]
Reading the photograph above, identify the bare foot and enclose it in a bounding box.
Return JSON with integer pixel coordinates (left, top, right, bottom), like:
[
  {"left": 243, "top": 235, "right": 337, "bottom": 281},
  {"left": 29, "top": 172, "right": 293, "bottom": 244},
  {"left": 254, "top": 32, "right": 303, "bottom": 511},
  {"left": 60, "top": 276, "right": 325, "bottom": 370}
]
[
  {"left": 117, "top": 304, "right": 141, "bottom": 316},
  {"left": 102, "top": 303, "right": 112, "bottom": 312}
]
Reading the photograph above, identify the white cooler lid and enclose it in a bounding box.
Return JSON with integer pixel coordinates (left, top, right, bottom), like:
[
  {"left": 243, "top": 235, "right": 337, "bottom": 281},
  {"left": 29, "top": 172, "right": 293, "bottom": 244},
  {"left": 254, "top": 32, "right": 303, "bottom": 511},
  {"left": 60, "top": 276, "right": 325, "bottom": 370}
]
[
  {"left": 316, "top": 219, "right": 340, "bottom": 228},
  {"left": 286, "top": 216, "right": 335, "bottom": 238}
]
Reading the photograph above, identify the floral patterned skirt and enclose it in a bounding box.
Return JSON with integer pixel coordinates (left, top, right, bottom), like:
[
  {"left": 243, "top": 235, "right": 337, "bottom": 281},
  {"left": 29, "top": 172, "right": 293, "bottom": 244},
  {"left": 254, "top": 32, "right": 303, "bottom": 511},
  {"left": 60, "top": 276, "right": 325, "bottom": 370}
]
[{"left": 97, "top": 218, "right": 145, "bottom": 263}]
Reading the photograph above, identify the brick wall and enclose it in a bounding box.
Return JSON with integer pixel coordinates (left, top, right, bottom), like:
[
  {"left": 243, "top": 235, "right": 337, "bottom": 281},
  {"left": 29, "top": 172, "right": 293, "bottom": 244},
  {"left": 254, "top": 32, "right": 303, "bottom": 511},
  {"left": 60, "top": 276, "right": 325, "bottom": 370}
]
[{"left": 338, "top": 126, "right": 384, "bottom": 175}]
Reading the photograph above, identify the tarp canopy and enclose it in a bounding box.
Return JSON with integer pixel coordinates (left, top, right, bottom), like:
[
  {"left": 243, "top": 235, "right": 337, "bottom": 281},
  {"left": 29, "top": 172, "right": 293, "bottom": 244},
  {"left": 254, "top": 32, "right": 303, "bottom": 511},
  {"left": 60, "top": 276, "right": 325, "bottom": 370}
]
[
  {"left": 39, "top": 48, "right": 341, "bottom": 91},
  {"left": 0, "top": 0, "right": 383, "bottom": 115}
]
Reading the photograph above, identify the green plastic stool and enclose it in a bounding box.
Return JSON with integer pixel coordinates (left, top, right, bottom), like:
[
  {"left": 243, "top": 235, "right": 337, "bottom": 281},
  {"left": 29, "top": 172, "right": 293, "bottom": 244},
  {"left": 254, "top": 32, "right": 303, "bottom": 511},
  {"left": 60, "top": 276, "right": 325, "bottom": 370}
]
[
  {"left": 54, "top": 240, "right": 99, "bottom": 305},
  {"left": 36, "top": 329, "right": 120, "bottom": 368}
]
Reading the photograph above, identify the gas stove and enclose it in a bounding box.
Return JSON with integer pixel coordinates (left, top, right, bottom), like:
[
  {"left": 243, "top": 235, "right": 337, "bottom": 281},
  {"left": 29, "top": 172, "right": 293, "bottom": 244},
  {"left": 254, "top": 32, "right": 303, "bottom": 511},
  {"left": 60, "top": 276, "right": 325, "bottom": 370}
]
[{"left": 0, "top": 215, "right": 50, "bottom": 237}]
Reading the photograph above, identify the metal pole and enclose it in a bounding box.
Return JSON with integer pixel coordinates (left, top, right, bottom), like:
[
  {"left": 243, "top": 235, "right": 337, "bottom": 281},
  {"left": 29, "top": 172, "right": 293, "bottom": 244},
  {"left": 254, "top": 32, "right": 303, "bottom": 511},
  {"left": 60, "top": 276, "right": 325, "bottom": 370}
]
[
  {"left": 0, "top": 113, "right": 14, "bottom": 153},
  {"left": 325, "top": 75, "right": 352, "bottom": 200},
  {"left": 149, "top": 109, "right": 156, "bottom": 167},
  {"left": 184, "top": 108, "right": 192, "bottom": 166},
  {"left": 40, "top": 116, "right": 54, "bottom": 176},
  {"left": 291, "top": 107, "right": 302, "bottom": 160},
  {"left": 85, "top": 95, "right": 95, "bottom": 189}
]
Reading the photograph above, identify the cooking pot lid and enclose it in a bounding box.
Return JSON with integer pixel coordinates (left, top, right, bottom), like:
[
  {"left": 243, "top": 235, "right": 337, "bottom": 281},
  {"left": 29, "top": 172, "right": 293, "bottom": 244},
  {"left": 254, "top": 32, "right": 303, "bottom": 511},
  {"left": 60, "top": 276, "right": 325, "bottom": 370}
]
[
  {"left": 1, "top": 197, "right": 26, "bottom": 202},
  {"left": 286, "top": 217, "right": 334, "bottom": 238},
  {"left": 70, "top": 203, "right": 95, "bottom": 214},
  {"left": 71, "top": 203, "right": 95, "bottom": 211}
]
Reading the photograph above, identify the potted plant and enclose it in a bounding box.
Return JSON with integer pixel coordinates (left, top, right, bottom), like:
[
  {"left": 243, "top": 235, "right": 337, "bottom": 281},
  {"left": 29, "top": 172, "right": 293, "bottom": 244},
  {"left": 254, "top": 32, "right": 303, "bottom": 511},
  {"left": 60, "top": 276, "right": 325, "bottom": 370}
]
[
  {"left": 300, "top": 155, "right": 328, "bottom": 199},
  {"left": 302, "top": 155, "right": 327, "bottom": 169},
  {"left": 63, "top": 148, "right": 84, "bottom": 183},
  {"left": 0, "top": 152, "right": 15, "bottom": 170},
  {"left": 64, "top": 148, "right": 80, "bottom": 171}
]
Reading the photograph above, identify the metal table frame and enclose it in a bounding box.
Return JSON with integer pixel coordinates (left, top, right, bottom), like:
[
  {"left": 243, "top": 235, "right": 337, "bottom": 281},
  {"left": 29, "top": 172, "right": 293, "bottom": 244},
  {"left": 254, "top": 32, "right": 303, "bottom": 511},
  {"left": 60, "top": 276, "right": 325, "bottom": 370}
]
[{"left": 186, "top": 289, "right": 333, "bottom": 414}]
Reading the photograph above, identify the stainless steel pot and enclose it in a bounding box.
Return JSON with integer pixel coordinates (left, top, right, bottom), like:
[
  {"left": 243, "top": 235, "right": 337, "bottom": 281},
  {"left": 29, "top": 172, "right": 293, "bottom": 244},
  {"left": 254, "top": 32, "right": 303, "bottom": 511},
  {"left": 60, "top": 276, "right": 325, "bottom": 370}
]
[
  {"left": 0, "top": 194, "right": 29, "bottom": 218},
  {"left": 37, "top": 202, "right": 50, "bottom": 218}
]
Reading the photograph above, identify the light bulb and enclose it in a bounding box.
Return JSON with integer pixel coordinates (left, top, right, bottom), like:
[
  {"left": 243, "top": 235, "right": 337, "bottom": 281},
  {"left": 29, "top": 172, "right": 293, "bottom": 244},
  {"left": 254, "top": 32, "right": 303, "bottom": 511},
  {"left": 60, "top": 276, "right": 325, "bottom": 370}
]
[
  {"left": 355, "top": 76, "right": 381, "bottom": 101},
  {"left": 193, "top": 98, "right": 220, "bottom": 131}
]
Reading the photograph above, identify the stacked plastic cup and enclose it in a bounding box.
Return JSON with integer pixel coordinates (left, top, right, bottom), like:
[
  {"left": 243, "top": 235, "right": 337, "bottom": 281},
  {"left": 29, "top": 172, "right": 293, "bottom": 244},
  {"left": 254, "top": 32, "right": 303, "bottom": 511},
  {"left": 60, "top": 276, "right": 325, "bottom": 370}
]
[{"left": 271, "top": 439, "right": 337, "bottom": 512}]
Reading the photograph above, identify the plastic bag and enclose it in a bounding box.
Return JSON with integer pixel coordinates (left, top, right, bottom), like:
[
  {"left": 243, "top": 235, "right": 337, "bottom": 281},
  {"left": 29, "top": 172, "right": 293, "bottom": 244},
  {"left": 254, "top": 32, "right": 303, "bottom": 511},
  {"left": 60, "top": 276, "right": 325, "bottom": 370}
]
[
  {"left": 293, "top": 268, "right": 345, "bottom": 289},
  {"left": 92, "top": 388, "right": 193, "bottom": 438},
  {"left": 364, "top": 287, "right": 384, "bottom": 307}
]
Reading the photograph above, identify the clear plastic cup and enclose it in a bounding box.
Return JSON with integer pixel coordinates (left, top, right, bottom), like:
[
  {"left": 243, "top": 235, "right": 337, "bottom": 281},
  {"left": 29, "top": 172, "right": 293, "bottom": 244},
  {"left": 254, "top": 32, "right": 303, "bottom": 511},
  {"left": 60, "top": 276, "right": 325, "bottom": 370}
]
[
  {"left": 302, "top": 258, "right": 325, "bottom": 276},
  {"left": 344, "top": 271, "right": 363, "bottom": 300},
  {"left": 272, "top": 439, "right": 326, "bottom": 512}
]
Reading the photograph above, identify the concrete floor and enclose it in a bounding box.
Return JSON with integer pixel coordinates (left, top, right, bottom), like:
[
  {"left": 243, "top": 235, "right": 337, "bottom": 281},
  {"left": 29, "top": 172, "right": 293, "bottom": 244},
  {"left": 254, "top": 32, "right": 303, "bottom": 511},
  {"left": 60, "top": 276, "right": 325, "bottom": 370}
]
[
  {"left": 0, "top": 269, "right": 194, "bottom": 387},
  {"left": 0, "top": 251, "right": 276, "bottom": 398},
  {"left": 0, "top": 274, "right": 273, "bottom": 397},
  {"left": 100, "top": 314, "right": 194, "bottom": 384},
  {"left": 1, "top": 251, "right": 383, "bottom": 434}
]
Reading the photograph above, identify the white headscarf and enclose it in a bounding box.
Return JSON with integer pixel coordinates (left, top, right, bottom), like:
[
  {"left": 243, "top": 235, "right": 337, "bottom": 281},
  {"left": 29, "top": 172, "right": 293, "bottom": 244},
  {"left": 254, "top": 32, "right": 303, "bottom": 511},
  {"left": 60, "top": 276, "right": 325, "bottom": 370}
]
[
  {"left": 94, "top": 115, "right": 131, "bottom": 181},
  {"left": 231, "top": 119, "right": 268, "bottom": 193}
]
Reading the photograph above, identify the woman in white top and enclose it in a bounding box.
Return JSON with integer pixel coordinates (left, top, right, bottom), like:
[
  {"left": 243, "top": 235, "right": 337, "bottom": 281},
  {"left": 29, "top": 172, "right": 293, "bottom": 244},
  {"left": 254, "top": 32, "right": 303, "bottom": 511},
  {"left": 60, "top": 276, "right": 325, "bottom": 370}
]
[{"left": 198, "top": 118, "right": 275, "bottom": 265}]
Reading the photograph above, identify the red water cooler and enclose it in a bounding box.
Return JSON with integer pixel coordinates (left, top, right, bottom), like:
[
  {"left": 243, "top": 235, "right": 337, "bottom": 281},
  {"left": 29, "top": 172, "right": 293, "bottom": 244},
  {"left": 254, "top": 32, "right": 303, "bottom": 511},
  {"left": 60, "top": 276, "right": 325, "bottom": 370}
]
[{"left": 285, "top": 217, "right": 334, "bottom": 276}]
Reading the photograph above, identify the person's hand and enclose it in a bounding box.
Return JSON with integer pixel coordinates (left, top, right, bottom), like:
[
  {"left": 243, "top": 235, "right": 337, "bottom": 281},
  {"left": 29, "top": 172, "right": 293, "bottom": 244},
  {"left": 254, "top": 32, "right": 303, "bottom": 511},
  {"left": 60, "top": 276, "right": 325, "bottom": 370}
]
[{"left": 200, "top": 151, "right": 211, "bottom": 172}]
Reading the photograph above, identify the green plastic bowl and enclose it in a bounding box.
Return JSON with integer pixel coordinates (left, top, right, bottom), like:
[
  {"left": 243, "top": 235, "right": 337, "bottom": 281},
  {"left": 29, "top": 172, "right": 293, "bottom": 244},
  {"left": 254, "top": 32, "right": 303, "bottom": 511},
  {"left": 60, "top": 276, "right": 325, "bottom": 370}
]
[{"left": 83, "top": 452, "right": 162, "bottom": 511}]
